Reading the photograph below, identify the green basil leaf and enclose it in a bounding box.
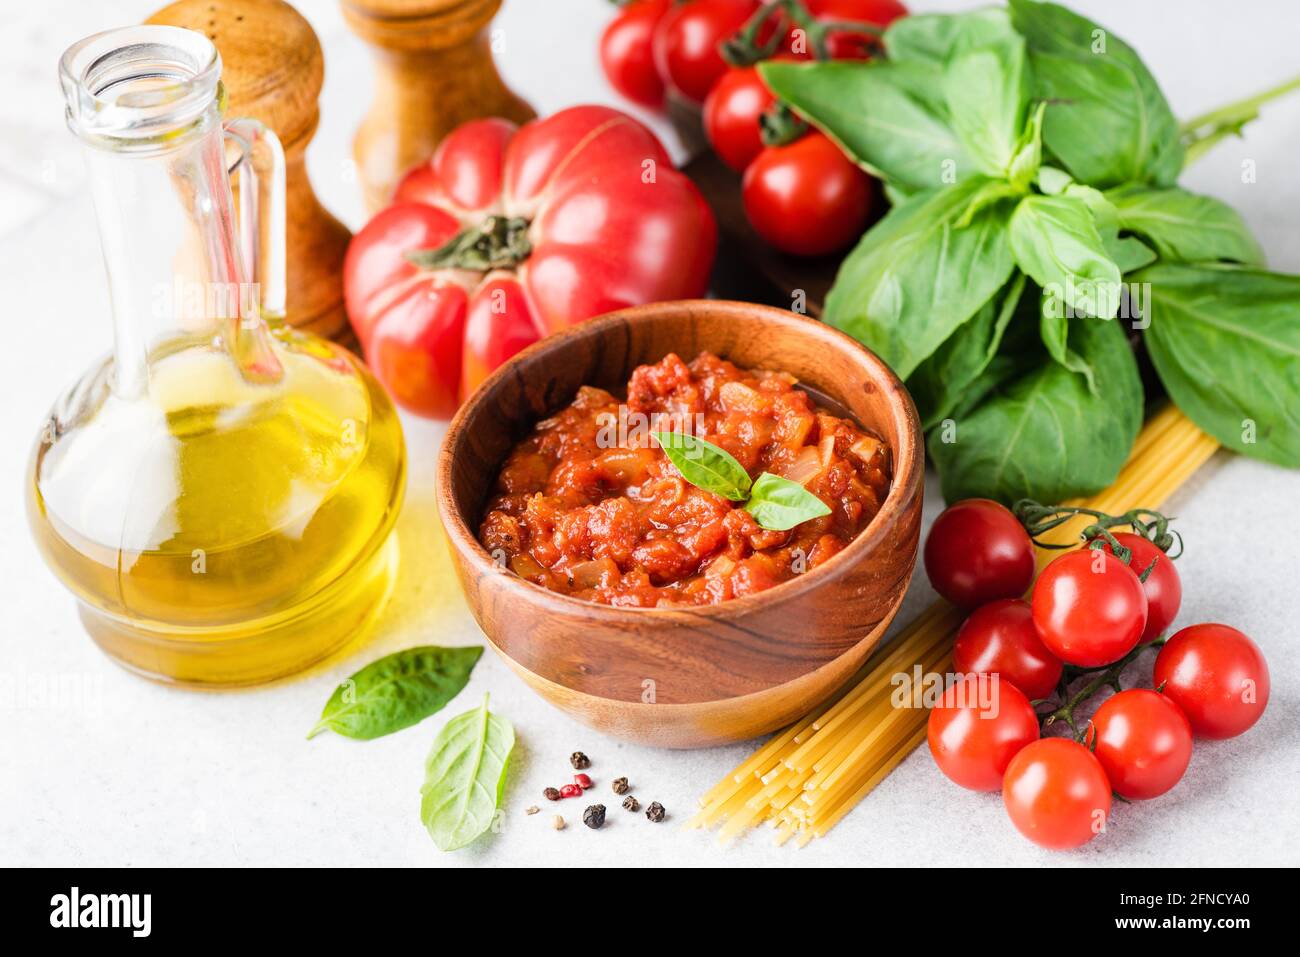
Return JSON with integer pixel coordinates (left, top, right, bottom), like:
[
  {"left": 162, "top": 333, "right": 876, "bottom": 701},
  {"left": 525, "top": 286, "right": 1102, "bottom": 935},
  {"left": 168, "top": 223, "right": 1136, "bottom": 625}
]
[
  {"left": 420, "top": 695, "right": 515, "bottom": 852},
  {"left": 1010, "top": 0, "right": 1183, "bottom": 187},
  {"left": 930, "top": 313, "right": 1142, "bottom": 503},
  {"left": 1109, "top": 236, "right": 1157, "bottom": 274},
  {"left": 652, "top": 431, "right": 751, "bottom": 501},
  {"left": 1105, "top": 185, "right": 1265, "bottom": 266},
  {"left": 759, "top": 59, "right": 972, "bottom": 191},
  {"left": 1137, "top": 263, "right": 1300, "bottom": 466},
  {"left": 909, "top": 272, "right": 1027, "bottom": 429},
  {"left": 1039, "top": 286, "right": 1096, "bottom": 391},
  {"left": 1009, "top": 194, "right": 1121, "bottom": 320},
  {"left": 309, "top": 646, "right": 484, "bottom": 741},
  {"left": 1006, "top": 102, "right": 1046, "bottom": 192},
  {"left": 1035, "top": 165, "right": 1074, "bottom": 196},
  {"left": 825, "top": 176, "right": 1017, "bottom": 379},
  {"left": 884, "top": 8, "right": 1018, "bottom": 65},
  {"left": 743, "top": 472, "right": 832, "bottom": 531},
  {"left": 945, "top": 35, "right": 1030, "bottom": 177}
]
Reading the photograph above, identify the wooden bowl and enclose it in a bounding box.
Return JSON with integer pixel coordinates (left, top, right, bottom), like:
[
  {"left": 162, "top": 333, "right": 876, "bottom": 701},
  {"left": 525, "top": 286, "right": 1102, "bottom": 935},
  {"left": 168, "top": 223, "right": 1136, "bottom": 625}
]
[{"left": 436, "top": 300, "right": 923, "bottom": 748}]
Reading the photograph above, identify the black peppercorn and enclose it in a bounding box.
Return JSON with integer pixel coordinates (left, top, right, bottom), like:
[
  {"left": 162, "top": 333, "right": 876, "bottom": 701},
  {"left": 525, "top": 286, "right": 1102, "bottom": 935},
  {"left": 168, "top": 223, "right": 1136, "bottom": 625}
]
[
  {"left": 570, "top": 751, "right": 591, "bottom": 770},
  {"left": 645, "top": 801, "right": 665, "bottom": 823},
  {"left": 582, "top": 804, "right": 606, "bottom": 829},
  {"left": 611, "top": 776, "right": 629, "bottom": 795},
  {"left": 543, "top": 787, "right": 561, "bottom": 801},
  {"left": 622, "top": 795, "right": 640, "bottom": 813}
]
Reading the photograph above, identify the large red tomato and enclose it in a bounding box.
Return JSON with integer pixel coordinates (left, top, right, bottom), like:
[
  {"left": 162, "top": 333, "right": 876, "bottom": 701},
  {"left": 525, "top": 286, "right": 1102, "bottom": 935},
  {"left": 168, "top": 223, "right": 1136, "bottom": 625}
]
[
  {"left": 1003, "top": 738, "right": 1111, "bottom": 850},
  {"left": 344, "top": 107, "right": 717, "bottom": 417},
  {"left": 1086, "top": 689, "right": 1193, "bottom": 800},
  {"left": 1031, "top": 548, "right": 1148, "bottom": 667},
  {"left": 927, "top": 676, "right": 1039, "bottom": 792}
]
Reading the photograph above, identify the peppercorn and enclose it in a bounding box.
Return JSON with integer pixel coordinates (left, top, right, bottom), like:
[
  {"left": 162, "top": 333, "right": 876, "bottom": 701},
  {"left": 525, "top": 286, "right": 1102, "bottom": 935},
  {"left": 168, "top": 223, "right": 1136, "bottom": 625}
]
[
  {"left": 543, "top": 787, "right": 561, "bottom": 801},
  {"left": 574, "top": 773, "right": 593, "bottom": 789},
  {"left": 622, "top": 795, "right": 640, "bottom": 813},
  {"left": 645, "top": 801, "right": 666, "bottom": 823},
  {"left": 583, "top": 804, "right": 606, "bottom": 829},
  {"left": 552, "top": 815, "right": 565, "bottom": 830},
  {"left": 611, "top": 776, "right": 629, "bottom": 795},
  {"left": 559, "top": 783, "right": 583, "bottom": 799},
  {"left": 524, "top": 805, "right": 540, "bottom": 816},
  {"left": 570, "top": 751, "right": 591, "bottom": 770}
]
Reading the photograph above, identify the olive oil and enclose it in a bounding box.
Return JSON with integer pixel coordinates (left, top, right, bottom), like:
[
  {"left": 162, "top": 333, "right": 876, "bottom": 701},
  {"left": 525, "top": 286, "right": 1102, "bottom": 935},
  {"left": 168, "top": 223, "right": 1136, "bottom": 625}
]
[{"left": 28, "top": 333, "right": 406, "bottom": 685}]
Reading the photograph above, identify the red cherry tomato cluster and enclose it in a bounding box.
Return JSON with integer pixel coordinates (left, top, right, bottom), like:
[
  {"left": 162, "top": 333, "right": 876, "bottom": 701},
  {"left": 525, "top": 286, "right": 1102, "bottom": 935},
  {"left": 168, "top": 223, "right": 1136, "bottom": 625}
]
[
  {"left": 925, "top": 498, "right": 1271, "bottom": 850},
  {"left": 599, "top": 0, "right": 906, "bottom": 257}
]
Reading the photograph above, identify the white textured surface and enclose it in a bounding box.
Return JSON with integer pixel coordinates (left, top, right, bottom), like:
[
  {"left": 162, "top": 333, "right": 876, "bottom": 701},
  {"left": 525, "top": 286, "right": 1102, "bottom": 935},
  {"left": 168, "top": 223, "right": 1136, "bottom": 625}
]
[{"left": 1, "top": 0, "right": 1298, "bottom": 867}]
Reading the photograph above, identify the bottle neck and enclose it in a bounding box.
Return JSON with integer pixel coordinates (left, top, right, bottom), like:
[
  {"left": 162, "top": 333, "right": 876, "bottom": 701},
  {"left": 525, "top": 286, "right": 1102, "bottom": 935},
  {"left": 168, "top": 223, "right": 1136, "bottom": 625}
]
[{"left": 84, "top": 119, "right": 254, "bottom": 399}]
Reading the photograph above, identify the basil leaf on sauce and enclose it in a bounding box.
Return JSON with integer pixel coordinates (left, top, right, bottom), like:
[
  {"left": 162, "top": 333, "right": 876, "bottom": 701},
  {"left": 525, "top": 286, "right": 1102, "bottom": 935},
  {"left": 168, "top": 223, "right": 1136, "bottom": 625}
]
[
  {"left": 744, "top": 473, "right": 833, "bottom": 532},
  {"left": 652, "top": 431, "right": 752, "bottom": 501},
  {"left": 420, "top": 695, "right": 514, "bottom": 852},
  {"left": 308, "top": 646, "right": 483, "bottom": 741}
]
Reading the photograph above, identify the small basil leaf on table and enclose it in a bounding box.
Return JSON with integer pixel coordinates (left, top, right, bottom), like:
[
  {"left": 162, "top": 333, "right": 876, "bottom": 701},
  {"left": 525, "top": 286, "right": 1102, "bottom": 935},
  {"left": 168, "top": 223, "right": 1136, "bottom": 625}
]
[
  {"left": 743, "top": 473, "right": 832, "bottom": 532},
  {"left": 652, "top": 431, "right": 751, "bottom": 500},
  {"left": 1137, "top": 263, "right": 1300, "bottom": 467},
  {"left": 1105, "top": 184, "right": 1266, "bottom": 266},
  {"left": 909, "top": 271, "right": 1027, "bottom": 429},
  {"left": 420, "top": 695, "right": 514, "bottom": 852},
  {"left": 824, "top": 176, "right": 1017, "bottom": 380},
  {"left": 309, "top": 645, "right": 484, "bottom": 741},
  {"left": 883, "top": 8, "right": 1018, "bottom": 65},
  {"left": 944, "top": 35, "right": 1030, "bottom": 177},
  {"left": 759, "top": 59, "right": 971, "bottom": 192},
  {"left": 930, "top": 313, "right": 1142, "bottom": 503},
  {"left": 1010, "top": 0, "right": 1183, "bottom": 188},
  {"left": 1009, "top": 194, "right": 1121, "bottom": 320}
]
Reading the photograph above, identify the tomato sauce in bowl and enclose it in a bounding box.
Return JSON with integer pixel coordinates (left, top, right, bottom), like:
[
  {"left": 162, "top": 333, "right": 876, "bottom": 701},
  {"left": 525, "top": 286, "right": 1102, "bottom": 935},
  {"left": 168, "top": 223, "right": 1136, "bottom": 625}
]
[{"left": 478, "top": 351, "right": 891, "bottom": 607}]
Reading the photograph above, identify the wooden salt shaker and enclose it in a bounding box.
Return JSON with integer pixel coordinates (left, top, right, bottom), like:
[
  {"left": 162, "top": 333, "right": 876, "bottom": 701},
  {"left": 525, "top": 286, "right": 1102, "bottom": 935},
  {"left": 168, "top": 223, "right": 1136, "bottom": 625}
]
[
  {"left": 147, "top": 0, "right": 353, "bottom": 342},
  {"left": 341, "top": 0, "right": 534, "bottom": 210}
]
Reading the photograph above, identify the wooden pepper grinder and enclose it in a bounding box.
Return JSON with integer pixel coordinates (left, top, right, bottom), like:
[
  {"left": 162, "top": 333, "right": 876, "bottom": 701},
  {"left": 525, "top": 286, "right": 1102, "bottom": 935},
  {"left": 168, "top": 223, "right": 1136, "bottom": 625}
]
[
  {"left": 147, "top": 0, "right": 353, "bottom": 343},
  {"left": 341, "top": 0, "right": 535, "bottom": 210}
]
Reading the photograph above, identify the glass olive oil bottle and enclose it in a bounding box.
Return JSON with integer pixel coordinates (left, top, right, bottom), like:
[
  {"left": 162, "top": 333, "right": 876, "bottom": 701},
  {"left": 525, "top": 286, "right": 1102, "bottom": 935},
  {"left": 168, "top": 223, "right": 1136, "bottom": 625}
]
[{"left": 28, "top": 26, "right": 406, "bottom": 685}]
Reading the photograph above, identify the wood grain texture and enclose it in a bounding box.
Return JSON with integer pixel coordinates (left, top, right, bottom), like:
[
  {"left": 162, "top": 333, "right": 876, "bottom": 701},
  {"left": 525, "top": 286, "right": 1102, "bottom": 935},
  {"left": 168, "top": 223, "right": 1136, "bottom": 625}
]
[
  {"left": 341, "top": 0, "right": 534, "bottom": 211},
  {"left": 436, "top": 300, "right": 923, "bottom": 748},
  {"left": 147, "top": 0, "right": 352, "bottom": 341}
]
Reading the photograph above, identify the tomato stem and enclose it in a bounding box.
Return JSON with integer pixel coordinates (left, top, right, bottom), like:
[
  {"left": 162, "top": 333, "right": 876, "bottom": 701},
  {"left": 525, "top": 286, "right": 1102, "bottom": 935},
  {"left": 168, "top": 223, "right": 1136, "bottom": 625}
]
[
  {"left": 758, "top": 100, "right": 808, "bottom": 147},
  {"left": 405, "top": 215, "right": 532, "bottom": 272},
  {"left": 1037, "top": 638, "right": 1166, "bottom": 738},
  {"left": 720, "top": 0, "right": 883, "bottom": 67},
  {"left": 1012, "top": 499, "right": 1183, "bottom": 564}
]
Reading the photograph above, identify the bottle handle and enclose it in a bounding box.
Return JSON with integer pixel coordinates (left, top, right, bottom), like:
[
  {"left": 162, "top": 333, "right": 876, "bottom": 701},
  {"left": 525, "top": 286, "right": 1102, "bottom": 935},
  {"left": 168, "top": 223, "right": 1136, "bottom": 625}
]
[{"left": 223, "top": 118, "right": 287, "bottom": 324}]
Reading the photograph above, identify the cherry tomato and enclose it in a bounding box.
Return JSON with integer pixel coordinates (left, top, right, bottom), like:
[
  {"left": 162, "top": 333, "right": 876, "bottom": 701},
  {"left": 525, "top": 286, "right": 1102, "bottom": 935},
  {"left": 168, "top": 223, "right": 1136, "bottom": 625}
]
[
  {"left": 652, "top": 0, "right": 759, "bottom": 104},
  {"left": 702, "top": 65, "right": 775, "bottom": 172},
  {"left": 780, "top": 0, "right": 909, "bottom": 60},
  {"left": 1095, "top": 532, "right": 1182, "bottom": 641},
  {"left": 1154, "top": 624, "right": 1270, "bottom": 739},
  {"left": 927, "top": 676, "right": 1039, "bottom": 792},
  {"left": 1002, "top": 738, "right": 1111, "bottom": 850},
  {"left": 741, "top": 131, "right": 874, "bottom": 257},
  {"left": 600, "top": 0, "right": 671, "bottom": 108},
  {"left": 954, "top": 598, "right": 1064, "bottom": 701},
  {"left": 1086, "top": 689, "right": 1192, "bottom": 800},
  {"left": 923, "top": 499, "right": 1036, "bottom": 610},
  {"left": 1031, "top": 549, "right": 1148, "bottom": 667}
]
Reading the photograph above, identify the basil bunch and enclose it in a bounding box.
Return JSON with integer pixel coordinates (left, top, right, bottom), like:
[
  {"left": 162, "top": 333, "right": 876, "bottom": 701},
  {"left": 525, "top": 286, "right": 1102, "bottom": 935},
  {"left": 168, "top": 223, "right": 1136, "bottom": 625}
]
[{"left": 761, "top": 0, "right": 1300, "bottom": 503}]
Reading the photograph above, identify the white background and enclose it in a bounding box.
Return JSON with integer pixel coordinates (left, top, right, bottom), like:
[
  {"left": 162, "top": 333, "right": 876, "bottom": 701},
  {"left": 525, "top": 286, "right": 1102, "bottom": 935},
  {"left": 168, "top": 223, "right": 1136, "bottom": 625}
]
[{"left": 1, "top": 0, "right": 1297, "bottom": 867}]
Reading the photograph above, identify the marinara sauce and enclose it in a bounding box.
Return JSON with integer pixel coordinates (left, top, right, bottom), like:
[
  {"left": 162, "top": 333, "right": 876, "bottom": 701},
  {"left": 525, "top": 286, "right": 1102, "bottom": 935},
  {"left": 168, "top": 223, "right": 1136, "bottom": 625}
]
[{"left": 479, "top": 352, "right": 891, "bottom": 606}]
